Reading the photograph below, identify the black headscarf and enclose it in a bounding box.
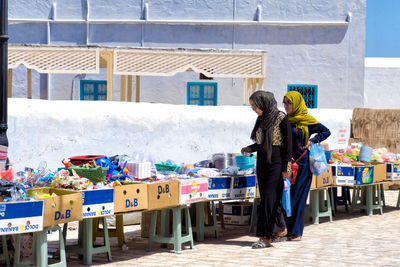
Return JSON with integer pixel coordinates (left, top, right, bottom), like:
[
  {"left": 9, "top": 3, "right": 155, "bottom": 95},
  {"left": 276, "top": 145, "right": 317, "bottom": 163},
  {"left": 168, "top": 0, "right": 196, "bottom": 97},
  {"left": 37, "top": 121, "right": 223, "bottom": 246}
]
[{"left": 250, "top": 91, "right": 280, "bottom": 163}]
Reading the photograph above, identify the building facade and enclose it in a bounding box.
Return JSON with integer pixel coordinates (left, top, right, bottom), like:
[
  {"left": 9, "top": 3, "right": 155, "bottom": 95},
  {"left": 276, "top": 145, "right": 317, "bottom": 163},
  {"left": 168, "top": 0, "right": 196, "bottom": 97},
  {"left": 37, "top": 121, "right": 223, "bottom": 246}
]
[{"left": 9, "top": 0, "right": 366, "bottom": 108}]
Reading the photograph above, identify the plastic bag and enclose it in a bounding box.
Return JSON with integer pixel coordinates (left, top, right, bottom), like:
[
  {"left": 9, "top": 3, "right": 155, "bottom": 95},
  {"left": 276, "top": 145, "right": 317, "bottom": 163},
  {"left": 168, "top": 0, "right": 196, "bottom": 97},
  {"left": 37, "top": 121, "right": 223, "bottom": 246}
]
[
  {"left": 282, "top": 177, "right": 291, "bottom": 217},
  {"left": 309, "top": 142, "right": 328, "bottom": 176}
]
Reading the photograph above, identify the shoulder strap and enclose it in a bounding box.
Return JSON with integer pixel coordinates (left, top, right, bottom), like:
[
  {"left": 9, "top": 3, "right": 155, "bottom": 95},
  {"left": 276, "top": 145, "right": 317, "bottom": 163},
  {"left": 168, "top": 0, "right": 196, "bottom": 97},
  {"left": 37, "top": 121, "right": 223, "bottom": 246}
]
[{"left": 292, "top": 149, "right": 307, "bottom": 163}]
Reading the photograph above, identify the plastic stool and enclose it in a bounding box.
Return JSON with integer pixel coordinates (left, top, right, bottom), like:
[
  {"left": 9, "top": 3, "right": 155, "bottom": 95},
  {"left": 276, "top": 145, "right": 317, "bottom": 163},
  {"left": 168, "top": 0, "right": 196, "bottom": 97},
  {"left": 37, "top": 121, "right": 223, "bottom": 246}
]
[
  {"left": 147, "top": 205, "right": 194, "bottom": 254},
  {"left": 93, "top": 214, "right": 124, "bottom": 247},
  {"left": 380, "top": 183, "right": 386, "bottom": 207},
  {"left": 309, "top": 188, "right": 333, "bottom": 224},
  {"left": 249, "top": 198, "right": 259, "bottom": 233},
  {"left": 397, "top": 189, "right": 400, "bottom": 209},
  {"left": 332, "top": 186, "right": 351, "bottom": 212},
  {"left": 0, "top": 236, "right": 10, "bottom": 267},
  {"left": 191, "top": 201, "right": 218, "bottom": 241},
  {"left": 64, "top": 217, "right": 112, "bottom": 265},
  {"left": 14, "top": 226, "right": 66, "bottom": 267},
  {"left": 351, "top": 185, "right": 383, "bottom": 216}
]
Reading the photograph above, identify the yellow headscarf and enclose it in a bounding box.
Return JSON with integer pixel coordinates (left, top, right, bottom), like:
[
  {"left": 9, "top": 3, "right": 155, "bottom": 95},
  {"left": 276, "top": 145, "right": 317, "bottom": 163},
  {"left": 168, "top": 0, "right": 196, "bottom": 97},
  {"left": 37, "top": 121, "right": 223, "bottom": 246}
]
[{"left": 284, "top": 91, "right": 319, "bottom": 143}]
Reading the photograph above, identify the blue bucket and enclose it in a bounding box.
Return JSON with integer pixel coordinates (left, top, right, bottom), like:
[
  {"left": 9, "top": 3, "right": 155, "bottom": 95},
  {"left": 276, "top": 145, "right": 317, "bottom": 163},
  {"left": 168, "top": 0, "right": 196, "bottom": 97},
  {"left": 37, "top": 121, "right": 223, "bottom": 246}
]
[{"left": 235, "top": 154, "right": 256, "bottom": 170}]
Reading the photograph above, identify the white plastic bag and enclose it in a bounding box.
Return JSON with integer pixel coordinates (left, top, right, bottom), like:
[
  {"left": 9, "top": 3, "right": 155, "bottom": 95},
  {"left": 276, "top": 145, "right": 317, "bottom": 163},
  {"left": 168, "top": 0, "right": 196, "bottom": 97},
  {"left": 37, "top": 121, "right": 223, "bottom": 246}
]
[{"left": 309, "top": 142, "right": 328, "bottom": 176}]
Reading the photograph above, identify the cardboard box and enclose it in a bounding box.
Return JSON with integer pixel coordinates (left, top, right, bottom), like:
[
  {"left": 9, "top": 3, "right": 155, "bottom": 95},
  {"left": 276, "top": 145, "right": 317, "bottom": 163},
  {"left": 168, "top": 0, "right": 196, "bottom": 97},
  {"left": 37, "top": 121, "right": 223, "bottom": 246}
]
[
  {"left": 220, "top": 202, "right": 252, "bottom": 225},
  {"left": 310, "top": 175, "right": 317, "bottom": 190},
  {"left": 372, "top": 163, "right": 386, "bottom": 182},
  {"left": 332, "top": 165, "right": 355, "bottom": 185},
  {"left": 231, "top": 175, "right": 256, "bottom": 199},
  {"left": 178, "top": 177, "right": 209, "bottom": 204},
  {"left": 147, "top": 180, "right": 179, "bottom": 211},
  {"left": 82, "top": 189, "right": 114, "bottom": 219},
  {"left": 207, "top": 176, "right": 232, "bottom": 200},
  {"left": 354, "top": 166, "right": 374, "bottom": 185},
  {"left": 27, "top": 188, "right": 83, "bottom": 227},
  {"left": 314, "top": 166, "right": 333, "bottom": 188},
  {"left": 114, "top": 183, "right": 148, "bottom": 213},
  {"left": 0, "top": 201, "right": 44, "bottom": 235},
  {"left": 386, "top": 163, "right": 400, "bottom": 180}
]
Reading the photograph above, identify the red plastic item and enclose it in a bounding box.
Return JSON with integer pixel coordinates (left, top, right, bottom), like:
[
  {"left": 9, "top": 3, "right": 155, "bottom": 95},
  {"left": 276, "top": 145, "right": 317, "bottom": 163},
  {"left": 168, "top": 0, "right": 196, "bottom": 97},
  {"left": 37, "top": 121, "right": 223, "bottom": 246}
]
[
  {"left": 1, "top": 168, "right": 14, "bottom": 181},
  {"left": 68, "top": 155, "right": 106, "bottom": 166}
]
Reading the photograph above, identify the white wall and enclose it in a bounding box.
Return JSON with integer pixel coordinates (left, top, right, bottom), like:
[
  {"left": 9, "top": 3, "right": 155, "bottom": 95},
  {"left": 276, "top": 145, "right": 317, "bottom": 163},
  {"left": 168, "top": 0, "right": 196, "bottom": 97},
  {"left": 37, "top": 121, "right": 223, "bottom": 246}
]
[
  {"left": 7, "top": 99, "right": 352, "bottom": 172},
  {"left": 8, "top": 0, "right": 367, "bottom": 108},
  {"left": 364, "top": 58, "right": 400, "bottom": 109}
]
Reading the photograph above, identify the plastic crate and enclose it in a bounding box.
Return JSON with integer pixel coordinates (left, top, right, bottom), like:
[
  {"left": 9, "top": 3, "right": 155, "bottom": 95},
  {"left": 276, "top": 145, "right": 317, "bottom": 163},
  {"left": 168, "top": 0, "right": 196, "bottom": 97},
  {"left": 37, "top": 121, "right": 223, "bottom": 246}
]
[{"left": 69, "top": 166, "right": 108, "bottom": 184}]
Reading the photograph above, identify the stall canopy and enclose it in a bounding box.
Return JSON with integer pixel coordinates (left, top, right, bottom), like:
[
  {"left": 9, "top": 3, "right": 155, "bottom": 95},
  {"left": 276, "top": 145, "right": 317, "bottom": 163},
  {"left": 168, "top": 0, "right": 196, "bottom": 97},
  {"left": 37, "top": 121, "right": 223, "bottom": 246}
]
[{"left": 8, "top": 44, "right": 266, "bottom": 103}]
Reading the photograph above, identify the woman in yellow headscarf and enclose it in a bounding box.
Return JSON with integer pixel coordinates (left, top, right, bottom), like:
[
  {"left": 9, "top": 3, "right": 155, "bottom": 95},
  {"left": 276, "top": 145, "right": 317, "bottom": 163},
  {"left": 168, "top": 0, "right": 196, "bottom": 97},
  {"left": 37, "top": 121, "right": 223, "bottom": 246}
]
[{"left": 283, "top": 91, "right": 331, "bottom": 241}]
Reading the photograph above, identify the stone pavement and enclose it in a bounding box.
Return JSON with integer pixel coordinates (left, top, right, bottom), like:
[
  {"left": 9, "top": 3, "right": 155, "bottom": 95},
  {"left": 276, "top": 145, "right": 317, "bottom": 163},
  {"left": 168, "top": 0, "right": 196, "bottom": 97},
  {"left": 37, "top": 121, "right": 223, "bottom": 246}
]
[{"left": 48, "top": 190, "right": 400, "bottom": 267}]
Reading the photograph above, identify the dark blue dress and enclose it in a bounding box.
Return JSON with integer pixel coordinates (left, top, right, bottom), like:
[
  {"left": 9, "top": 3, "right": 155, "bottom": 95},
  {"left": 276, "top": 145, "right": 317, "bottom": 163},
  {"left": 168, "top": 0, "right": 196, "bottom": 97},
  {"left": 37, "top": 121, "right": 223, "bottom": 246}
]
[{"left": 286, "top": 123, "right": 330, "bottom": 237}]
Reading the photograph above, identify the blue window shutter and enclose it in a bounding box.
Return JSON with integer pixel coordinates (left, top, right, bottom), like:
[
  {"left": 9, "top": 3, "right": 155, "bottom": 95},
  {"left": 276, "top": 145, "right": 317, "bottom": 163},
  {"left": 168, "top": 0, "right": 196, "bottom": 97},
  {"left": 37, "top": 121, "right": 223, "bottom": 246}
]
[
  {"left": 80, "top": 80, "right": 107, "bottom": 101},
  {"left": 287, "top": 84, "right": 318, "bottom": 108},
  {"left": 187, "top": 82, "right": 217, "bottom": 106}
]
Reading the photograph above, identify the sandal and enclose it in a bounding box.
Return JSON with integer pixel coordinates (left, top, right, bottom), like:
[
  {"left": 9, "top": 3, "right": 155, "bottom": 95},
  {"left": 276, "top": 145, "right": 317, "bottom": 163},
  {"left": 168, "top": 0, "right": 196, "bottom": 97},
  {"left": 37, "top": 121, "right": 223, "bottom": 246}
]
[
  {"left": 288, "top": 235, "right": 302, "bottom": 241},
  {"left": 251, "top": 240, "right": 273, "bottom": 249},
  {"left": 271, "top": 235, "right": 287, "bottom": 243}
]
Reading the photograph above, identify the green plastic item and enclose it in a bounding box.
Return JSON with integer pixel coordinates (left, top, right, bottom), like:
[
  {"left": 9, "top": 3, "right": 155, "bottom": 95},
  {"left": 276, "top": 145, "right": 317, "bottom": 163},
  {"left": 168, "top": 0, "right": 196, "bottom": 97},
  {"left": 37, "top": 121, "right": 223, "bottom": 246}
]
[
  {"left": 69, "top": 167, "right": 108, "bottom": 184},
  {"left": 154, "top": 163, "right": 179, "bottom": 172}
]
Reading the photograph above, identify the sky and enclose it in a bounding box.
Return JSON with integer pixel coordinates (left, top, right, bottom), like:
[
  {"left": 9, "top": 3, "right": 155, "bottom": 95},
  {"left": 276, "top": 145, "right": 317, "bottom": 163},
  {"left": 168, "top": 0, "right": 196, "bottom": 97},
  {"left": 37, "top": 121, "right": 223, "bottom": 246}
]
[{"left": 366, "top": 0, "right": 400, "bottom": 57}]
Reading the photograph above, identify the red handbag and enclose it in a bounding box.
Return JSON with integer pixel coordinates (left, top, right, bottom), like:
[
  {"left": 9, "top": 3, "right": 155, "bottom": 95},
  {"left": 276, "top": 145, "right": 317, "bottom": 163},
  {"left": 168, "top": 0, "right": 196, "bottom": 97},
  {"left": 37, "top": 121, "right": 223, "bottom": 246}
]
[{"left": 290, "top": 150, "right": 307, "bottom": 185}]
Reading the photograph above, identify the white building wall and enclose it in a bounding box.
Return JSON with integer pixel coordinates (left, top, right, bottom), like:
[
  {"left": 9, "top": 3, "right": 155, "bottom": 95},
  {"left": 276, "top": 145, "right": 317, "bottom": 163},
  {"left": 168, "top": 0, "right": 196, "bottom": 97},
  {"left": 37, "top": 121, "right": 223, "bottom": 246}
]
[
  {"left": 8, "top": 0, "right": 366, "bottom": 108},
  {"left": 364, "top": 58, "right": 400, "bottom": 109}
]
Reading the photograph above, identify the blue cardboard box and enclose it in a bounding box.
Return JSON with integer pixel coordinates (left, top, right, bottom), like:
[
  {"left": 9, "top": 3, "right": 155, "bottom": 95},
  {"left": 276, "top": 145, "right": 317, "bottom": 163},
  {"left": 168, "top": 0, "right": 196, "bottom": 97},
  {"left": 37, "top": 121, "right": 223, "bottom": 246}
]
[
  {"left": 386, "top": 163, "right": 400, "bottom": 180},
  {"left": 82, "top": 189, "right": 114, "bottom": 218},
  {"left": 354, "top": 166, "right": 374, "bottom": 185},
  {"left": 332, "top": 165, "right": 355, "bottom": 185},
  {"left": 0, "top": 201, "right": 44, "bottom": 235},
  {"left": 231, "top": 175, "right": 256, "bottom": 199},
  {"left": 207, "top": 176, "right": 232, "bottom": 200}
]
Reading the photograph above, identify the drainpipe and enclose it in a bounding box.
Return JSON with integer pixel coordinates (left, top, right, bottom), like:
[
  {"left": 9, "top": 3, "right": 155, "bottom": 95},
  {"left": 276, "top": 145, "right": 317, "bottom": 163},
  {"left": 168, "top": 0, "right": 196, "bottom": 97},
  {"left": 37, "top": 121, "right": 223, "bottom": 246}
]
[{"left": 0, "top": 0, "right": 8, "bottom": 168}]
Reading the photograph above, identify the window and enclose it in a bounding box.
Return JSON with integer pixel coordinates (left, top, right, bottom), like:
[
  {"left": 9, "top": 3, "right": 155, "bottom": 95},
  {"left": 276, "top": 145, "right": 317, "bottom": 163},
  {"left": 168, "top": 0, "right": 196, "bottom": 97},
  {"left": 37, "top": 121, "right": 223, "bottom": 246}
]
[
  {"left": 187, "top": 82, "right": 217, "bottom": 106},
  {"left": 80, "top": 80, "right": 107, "bottom": 100},
  {"left": 287, "top": 84, "right": 318, "bottom": 108}
]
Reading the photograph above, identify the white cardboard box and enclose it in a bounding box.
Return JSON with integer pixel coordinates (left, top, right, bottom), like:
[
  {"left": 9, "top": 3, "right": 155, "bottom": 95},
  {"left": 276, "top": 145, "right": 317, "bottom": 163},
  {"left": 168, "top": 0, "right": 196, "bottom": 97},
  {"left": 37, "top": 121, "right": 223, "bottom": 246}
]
[
  {"left": 207, "top": 176, "right": 232, "bottom": 200},
  {"left": 221, "top": 202, "right": 252, "bottom": 225},
  {"left": 230, "top": 175, "right": 256, "bottom": 199},
  {"left": 386, "top": 163, "right": 400, "bottom": 180},
  {"left": 82, "top": 188, "right": 114, "bottom": 218},
  {"left": 0, "top": 201, "right": 44, "bottom": 235},
  {"left": 331, "top": 165, "right": 355, "bottom": 185},
  {"left": 179, "top": 177, "right": 209, "bottom": 204}
]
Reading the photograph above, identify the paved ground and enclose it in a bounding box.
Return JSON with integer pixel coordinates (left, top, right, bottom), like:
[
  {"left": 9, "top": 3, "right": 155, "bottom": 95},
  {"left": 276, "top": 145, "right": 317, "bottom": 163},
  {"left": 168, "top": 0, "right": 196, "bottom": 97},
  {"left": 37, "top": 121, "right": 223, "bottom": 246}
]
[{"left": 45, "top": 189, "right": 400, "bottom": 267}]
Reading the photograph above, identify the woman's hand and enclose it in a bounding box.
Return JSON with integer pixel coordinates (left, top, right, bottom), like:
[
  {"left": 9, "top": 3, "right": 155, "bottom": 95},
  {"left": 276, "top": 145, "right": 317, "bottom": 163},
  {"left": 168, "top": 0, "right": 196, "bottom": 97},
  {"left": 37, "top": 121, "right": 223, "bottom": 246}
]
[
  {"left": 303, "top": 140, "right": 311, "bottom": 149},
  {"left": 282, "top": 172, "right": 289, "bottom": 179},
  {"left": 241, "top": 147, "right": 252, "bottom": 155}
]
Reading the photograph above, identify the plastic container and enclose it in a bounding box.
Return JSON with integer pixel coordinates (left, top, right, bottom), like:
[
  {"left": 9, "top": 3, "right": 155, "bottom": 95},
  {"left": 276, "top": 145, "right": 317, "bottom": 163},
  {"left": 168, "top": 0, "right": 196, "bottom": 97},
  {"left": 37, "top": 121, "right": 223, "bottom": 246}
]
[
  {"left": 154, "top": 163, "right": 179, "bottom": 172},
  {"left": 359, "top": 146, "right": 373, "bottom": 162},
  {"left": 69, "top": 166, "right": 108, "bottom": 184},
  {"left": 69, "top": 155, "right": 106, "bottom": 166},
  {"left": 235, "top": 154, "right": 256, "bottom": 170}
]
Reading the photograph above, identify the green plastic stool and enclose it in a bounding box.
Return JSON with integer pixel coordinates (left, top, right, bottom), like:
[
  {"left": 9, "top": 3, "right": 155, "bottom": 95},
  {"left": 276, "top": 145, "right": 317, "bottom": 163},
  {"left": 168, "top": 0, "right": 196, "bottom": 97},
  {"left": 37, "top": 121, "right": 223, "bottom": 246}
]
[
  {"left": 14, "top": 226, "right": 66, "bottom": 267},
  {"left": 0, "top": 235, "right": 10, "bottom": 267},
  {"left": 64, "top": 217, "right": 112, "bottom": 265},
  {"left": 192, "top": 201, "right": 218, "bottom": 241},
  {"left": 93, "top": 214, "right": 124, "bottom": 247},
  {"left": 397, "top": 189, "right": 400, "bottom": 209},
  {"left": 147, "top": 205, "right": 194, "bottom": 254},
  {"left": 309, "top": 188, "right": 333, "bottom": 224},
  {"left": 351, "top": 185, "right": 383, "bottom": 216}
]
